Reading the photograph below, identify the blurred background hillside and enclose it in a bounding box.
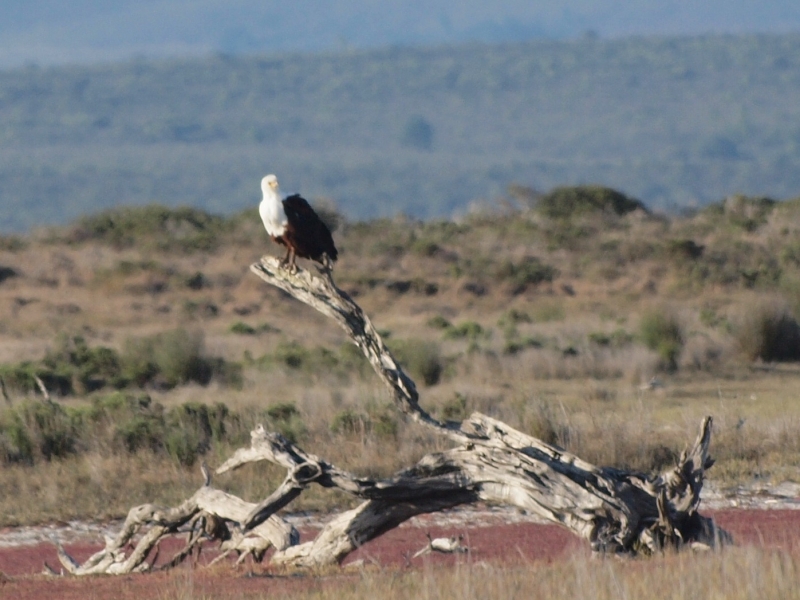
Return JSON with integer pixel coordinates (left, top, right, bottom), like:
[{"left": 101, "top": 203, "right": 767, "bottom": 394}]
[{"left": 1, "top": 2, "right": 800, "bottom": 231}]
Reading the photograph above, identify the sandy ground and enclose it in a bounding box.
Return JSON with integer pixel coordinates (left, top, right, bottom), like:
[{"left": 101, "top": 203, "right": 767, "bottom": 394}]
[{"left": 1, "top": 484, "right": 799, "bottom": 600}]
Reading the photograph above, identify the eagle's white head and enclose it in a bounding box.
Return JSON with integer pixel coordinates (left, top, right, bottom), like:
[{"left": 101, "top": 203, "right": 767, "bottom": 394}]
[{"left": 261, "top": 174, "right": 279, "bottom": 193}]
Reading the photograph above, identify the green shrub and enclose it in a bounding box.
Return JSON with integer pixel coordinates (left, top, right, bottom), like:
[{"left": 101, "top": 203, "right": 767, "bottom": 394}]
[
  {"left": 185, "top": 271, "right": 207, "bottom": 290},
  {"left": 735, "top": 302, "right": 800, "bottom": 362},
  {"left": 0, "top": 335, "right": 124, "bottom": 396},
  {"left": 257, "top": 340, "right": 360, "bottom": 382},
  {"left": 330, "top": 409, "right": 369, "bottom": 437},
  {"left": 266, "top": 402, "right": 306, "bottom": 442},
  {"left": 588, "top": 329, "right": 634, "bottom": 348},
  {"left": 532, "top": 303, "right": 566, "bottom": 323},
  {"left": 498, "top": 309, "right": 532, "bottom": 328},
  {"left": 372, "top": 412, "right": 398, "bottom": 439},
  {"left": 0, "top": 331, "right": 235, "bottom": 397},
  {"left": 0, "top": 392, "right": 256, "bottom": 466},
  {"left": 0, "top": 265, "right": 19, "bottom": 284},
  {"left": 666, "top": 239, "right": 704, "bottom": 262},
  {"left": 0, "top": 236, "right": 27, "bottom": 252},
  {"left": 66, "top": 205, "right": 230, "bottom": 253},
  {"left": 494, "top": 258, "right": 558, "bottom": 290},
  {"left": 121, "top": 329, "right": 221, "bottom": 389},
  {"left": 702, "top": 195, "right": 777, "bottom": 232},
  {"left": 272, "top": 341, "right": 337, "bottom": 372},
  {"left": 427, "top": 315, "right": 452, "bottom": 330},
  {"left": 162, "top": 402, "right": 228, "bottom": 466},
  {"left": 267, "top": 402, "right": 299, "bottom": 422},
  {"left": 536, "top": 185, "right": 646, "bottom": 220},
  {"left": 155, "top": 330, "right": 213, "bottom": 386},
  {"left": 444, "top": 321, "right": 487, "bottom": 341},
  {"left": 441, "top": 393, "right": 468, "bottom": 421},
  {"left": 114, "top": 413, "right": 164, "bottom": 454},
  {"left": 410, "top": 238, "right": 441, "bottom": 257},
  {"left": 639, "top": 311, "right": 684, "bottom": 371},
  {"left": 0, "top": 362, "right": 71, "bottom": 397},
  {"left": 503, "top": 336, "right": 545, "bottom": 355},
  {"left": 229, "top": 321, "right": 257, "bottom": 335},
  {"left": 387, "top": 338, "right": 444, "bottom": 386},
  {"left": 43, "top": 334, "right": 124, "bottom": 393},
  {"left": 0, "top": 400, "right": 77, "bottom": 462}
]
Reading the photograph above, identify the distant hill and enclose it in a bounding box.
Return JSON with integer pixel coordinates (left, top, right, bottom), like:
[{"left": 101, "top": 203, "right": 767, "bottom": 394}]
[
  {"left": 2, "top": 33, "right": 800, "bottom": 232},
  {"left": 3, "top": 1, "right": 800, "bottom": 68}
]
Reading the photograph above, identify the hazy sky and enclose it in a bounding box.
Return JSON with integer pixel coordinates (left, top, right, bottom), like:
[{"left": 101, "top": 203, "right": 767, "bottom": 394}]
[{"left": 2, "top": 1, "right": 800, "bottom": 67}]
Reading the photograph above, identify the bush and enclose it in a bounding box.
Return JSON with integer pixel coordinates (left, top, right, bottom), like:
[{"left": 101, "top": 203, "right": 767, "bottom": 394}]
[
  {"left": 427, "top": 315, "right": 452, "bottom": 330},
  {"left": 0, "top": 265, "right": 18, "bottom": 284},
  {"left": 735, "top": 301, "right": 800, "bottom": 362},
  {"left": 502, "top": 336, "right": 545, "bottom": 355},
  {"left": 0, "top": 236, "right": 26, "bottom": 252},
  {"left": 387, "top": 338, "right": 444, "bottom": 386},
  {"left": 0, "top": 331, "right": 236, "bottom": 397},
  {"left": 536, "top": 185, "right": 646, "bottom": 220},
  {"left": 256, "top": 341, "right": 367, "bottom": 382},
  {"left": 444, "top": 321, "right": 487, "bottom": 341},
  {"left": 639, "top": 310, "right": 684, "bottom": 371},
  {"left": 266, "top": 402, "right": 306, "bottom": 442},
  {"left": 163, "top": 402, "right": 228, "bottom": 466},
  {"left": 0, "top": 362, "right": 72, "bottom": 397},
  {"left": 0, "top": 400, "right": 78, "bottom": 462},
  {"left": 498, "top": 309, "right": 532, "bottom": 328},
  {"left": 229, "top": 321, "right": 257, "bottom": 335},
  {"left": 702, "top": 195, "right": 777, "bottom": 232},
  {"left": 0, "top": 392, "right": 263, "bottom": 466},
  {"left": 441, "top": 393, "right": 468, "bottom": 421},
  {"left": 121, "top": 329, "right": 218, "bottom": 389},
  {"left": 0, "top": 335, "right": 123, "bottom": 396},
  {"left": 268, "top": 341, "right": 338, "bottom": 372},
  {"left": 666, "top": 239, "right": 704, "bottom": 262},
  {"left": 66, "top": 205, "right": 230, "bottom": 253},
  {"left": 588, "top": 329, "right": 634, "bottom": 348},
  {"left": 43, "top": 334, "right": 124, "bottom": 393},
  {"left": 330, "top": 409, "right": 369, "bottom": 437},
  {"left": 372, "top": 412, "right": 398, "bottom": 439},
  {"left": 494, "top": 258, "right": 558, "bottom": 291}
]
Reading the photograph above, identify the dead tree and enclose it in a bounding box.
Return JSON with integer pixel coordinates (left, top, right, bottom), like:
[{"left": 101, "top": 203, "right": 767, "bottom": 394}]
[{"left": 55, "top": 256, "right": 730, "bottom": 574}]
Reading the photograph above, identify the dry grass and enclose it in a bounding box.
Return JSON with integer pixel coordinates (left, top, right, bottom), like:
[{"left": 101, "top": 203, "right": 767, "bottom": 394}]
[
  {"left": 2, "top": 369, "right": 800, "bottom": 526},
  {"left": 320, "top": 549, "right": 800, "bottom": 600},
  {"left": 2, "top": 200, "right": 800, "bottom": 525},
  {"left": 146, "top": 547, "right": 800, "bottom": 600}
]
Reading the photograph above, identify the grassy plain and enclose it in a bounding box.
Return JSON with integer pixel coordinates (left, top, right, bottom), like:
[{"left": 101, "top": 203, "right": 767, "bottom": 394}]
[{"left": 1, "top": 189, "right": 800, "bottom": 528}]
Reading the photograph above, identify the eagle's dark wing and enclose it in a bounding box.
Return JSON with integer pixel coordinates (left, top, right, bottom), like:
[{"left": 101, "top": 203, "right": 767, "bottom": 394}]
[{"left": 282, "top": 194, "right": 338, "bottom": 263}]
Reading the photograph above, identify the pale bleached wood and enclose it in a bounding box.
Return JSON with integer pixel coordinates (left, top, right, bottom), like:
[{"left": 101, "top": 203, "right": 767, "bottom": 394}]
[
  {"left": 54, "top": 257, "right": 728, "bottom": 575},
  {"left": 55, "top": 474, "right": 298, "bottom": 575}
]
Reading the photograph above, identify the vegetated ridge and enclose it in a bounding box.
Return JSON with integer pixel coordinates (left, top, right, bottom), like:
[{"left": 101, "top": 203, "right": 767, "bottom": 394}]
[{"left": 2, "top": 33, "right": 800, "bottom": 231}]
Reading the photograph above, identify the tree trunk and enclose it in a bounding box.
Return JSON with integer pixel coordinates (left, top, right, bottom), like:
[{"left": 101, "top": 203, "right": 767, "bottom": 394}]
[{"left": 54, "top": 257, "right": 730, "bottom": 575}]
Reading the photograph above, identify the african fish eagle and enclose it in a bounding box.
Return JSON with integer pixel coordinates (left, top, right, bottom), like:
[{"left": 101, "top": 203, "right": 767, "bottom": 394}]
[{"left": 259, "top": 174, "right": 338, "bottom": 272}]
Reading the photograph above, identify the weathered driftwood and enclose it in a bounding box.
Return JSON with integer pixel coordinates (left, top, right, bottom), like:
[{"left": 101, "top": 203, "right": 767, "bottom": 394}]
[
  {"left": 55, "top": 256, "right": 729, "bottom": 575},
  {"left": 56, "top": 465, "right": 298, "bottom": 575}
]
